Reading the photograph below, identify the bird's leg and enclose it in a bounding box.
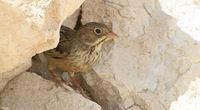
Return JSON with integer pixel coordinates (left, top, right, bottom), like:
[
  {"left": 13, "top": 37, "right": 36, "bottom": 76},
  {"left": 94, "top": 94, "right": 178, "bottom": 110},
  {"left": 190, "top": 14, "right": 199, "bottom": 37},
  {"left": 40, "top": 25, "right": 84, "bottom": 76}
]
[
  {"left": 48, "top": 70, "right": 64, "bottom": 88},
  {"left": 69, "top": 72, "right": 89, "bottom": 99}
]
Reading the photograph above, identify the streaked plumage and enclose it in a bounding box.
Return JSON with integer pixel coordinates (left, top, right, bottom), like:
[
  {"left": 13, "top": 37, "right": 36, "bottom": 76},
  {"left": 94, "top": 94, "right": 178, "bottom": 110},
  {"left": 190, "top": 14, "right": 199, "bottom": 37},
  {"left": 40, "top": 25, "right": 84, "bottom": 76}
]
[{"left": 44, "top": 22, "right": 118, "bottom": 97}]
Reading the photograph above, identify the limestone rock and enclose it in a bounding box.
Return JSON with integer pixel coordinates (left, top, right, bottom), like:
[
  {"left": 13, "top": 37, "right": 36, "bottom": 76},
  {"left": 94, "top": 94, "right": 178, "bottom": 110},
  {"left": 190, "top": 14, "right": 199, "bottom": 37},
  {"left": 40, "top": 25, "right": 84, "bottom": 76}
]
[
  {"left": 0, "top": 58, "right": 31, "bottom": 91},
  {"left": 80, "top": 0, "right": 200, "bottom": 110},
  {"left": 0, "top": 0, "right": 84, "bottom": 91},
  {"left": 62, "top": 9, "right": 81, "bottom": 29},
  {"left": 1, "top": 0, "right": 199, "bottom": 109},
  {"left": 0, "top": 72, "right": 101, "bottom": 110}
]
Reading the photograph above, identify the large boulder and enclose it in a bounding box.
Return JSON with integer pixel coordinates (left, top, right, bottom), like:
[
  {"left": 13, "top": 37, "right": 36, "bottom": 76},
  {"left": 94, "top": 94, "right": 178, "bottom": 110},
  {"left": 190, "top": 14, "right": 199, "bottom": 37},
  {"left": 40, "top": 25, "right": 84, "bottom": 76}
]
[
  {"left": 1, "top": 0, "right": 200, "bottom": 110},
  {"left": 0, "top": 72, "right": 101, "bottom": 110},
  {"left": 80, "top": 0, "right": 200, "bottom": 110},
  {"left": 0, "top": 0, "right": 84, "bottom": 91}
]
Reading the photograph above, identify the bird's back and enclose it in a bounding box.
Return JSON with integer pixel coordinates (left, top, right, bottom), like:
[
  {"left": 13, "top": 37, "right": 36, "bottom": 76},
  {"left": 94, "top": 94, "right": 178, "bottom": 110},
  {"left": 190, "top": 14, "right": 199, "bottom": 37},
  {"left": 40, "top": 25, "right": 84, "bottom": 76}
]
[{"left": 44, "top": 25, "right": 75, "bottom": 59}]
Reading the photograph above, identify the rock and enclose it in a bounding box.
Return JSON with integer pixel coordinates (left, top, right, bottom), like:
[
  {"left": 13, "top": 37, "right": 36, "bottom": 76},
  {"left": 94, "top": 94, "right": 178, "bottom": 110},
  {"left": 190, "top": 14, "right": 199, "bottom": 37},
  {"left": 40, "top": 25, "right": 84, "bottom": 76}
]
[
  {"left": 1, "top": 0, "right": 199, "bottom": 109},
  {"left": 80, "top": 0, "right": 200, "bottom": 110},
  {"left": 0, "top": 72, "right": 101, "bottom": 110},
  {"left": 0, "top": 0, "right": 84, "bottom": 91},
  {"left": 62, "top": 9, "right": 81, "bottom": 29},
  {"left": 0, "top": 58, "right": 31, "bottom": 91},
  {"left": 170, "top": 72, "right": 200, "bottom": 110}
]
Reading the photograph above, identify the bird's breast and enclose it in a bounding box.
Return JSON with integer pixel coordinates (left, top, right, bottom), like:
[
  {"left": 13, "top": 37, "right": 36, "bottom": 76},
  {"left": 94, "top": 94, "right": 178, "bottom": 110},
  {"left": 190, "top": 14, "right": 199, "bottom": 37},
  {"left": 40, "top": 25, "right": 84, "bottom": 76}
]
[
  {"left": 47, "top": 50, "right": 101, "bottom": 73},
  {"left": 72, "top": 49, "right": 102, "bottom": 71}
]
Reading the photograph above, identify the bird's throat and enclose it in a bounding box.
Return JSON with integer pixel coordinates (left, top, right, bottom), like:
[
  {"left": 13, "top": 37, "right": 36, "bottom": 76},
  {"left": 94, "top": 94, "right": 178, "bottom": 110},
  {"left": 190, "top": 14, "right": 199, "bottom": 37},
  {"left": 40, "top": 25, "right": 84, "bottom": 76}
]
[{"left": 94, "top": 38, "right": 107, "bottom": 51}]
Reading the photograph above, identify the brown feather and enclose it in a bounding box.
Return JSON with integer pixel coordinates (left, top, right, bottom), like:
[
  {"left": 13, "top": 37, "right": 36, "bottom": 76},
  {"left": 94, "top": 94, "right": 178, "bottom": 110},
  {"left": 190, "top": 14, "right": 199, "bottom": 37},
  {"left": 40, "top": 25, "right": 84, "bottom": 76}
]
[{"left": 44, "top": 22, "right": 112, "bottom": 74}]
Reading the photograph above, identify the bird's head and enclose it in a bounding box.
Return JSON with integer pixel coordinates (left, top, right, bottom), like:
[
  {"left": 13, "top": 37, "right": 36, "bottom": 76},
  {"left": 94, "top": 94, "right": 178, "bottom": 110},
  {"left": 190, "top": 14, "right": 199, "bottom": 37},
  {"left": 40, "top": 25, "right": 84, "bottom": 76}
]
[{"left": 77, "top": 22, "right": 118, "bottom": 47}]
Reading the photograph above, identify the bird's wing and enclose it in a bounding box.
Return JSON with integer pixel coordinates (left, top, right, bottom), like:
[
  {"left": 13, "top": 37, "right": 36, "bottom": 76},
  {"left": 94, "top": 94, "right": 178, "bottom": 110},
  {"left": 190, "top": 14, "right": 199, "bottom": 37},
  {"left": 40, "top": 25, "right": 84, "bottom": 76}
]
[{"left": 44, "top": 25, "right": 76, "bottom": 59}]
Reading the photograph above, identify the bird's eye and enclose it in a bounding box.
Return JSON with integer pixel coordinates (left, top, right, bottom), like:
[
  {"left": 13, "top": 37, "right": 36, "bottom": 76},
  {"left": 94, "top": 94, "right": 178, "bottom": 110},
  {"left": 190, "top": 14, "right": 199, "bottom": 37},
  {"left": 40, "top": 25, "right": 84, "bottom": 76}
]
[{"left": 94, "top": 28, "right": 102, "bottom": 35}]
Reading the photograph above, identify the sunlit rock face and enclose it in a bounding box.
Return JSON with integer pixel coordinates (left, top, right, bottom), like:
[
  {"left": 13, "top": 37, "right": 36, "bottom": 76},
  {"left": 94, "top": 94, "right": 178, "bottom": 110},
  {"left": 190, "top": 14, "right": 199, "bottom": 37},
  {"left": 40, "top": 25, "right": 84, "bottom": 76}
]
[
  {"left": 0, "top": 0, "right": 84, "bottom": 91},
  {"left": 81, "top": 0, "right": 200, "bottom": 110},
  {"left": 0, "top": 72, "right": 101, "bottom": 110},
  {"left": 1, "top": 0, "right": 200, "bottom": 110}
]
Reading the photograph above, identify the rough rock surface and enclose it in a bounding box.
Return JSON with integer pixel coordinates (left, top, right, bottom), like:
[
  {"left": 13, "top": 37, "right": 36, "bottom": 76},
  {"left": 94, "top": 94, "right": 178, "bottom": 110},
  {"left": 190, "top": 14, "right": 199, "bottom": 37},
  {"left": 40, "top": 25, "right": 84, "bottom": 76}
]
[
  {"left": 0, "top": 58, "right": 31, "bottom": 91},
  {"left": 62, "top": 9, "right": 81, "bottom": 29},
  {"left": 0, "top": 0, "right": 84, "bottom": 91},
  {"left": 80, "top": 0, "right": 200, "bottom": 110},
  {"left": 1, "top": 0, "right": 200, "bottom": 110},
  {"left": 0, "top": 72, "right": 101, "bottom": 110}
]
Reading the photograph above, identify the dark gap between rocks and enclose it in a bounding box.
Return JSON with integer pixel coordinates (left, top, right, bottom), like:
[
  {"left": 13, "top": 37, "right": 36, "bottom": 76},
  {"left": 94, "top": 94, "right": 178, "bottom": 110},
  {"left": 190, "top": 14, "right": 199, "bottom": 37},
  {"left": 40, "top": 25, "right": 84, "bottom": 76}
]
[{"left": 74, "top": 7, "right": 83, "bottom": 30}]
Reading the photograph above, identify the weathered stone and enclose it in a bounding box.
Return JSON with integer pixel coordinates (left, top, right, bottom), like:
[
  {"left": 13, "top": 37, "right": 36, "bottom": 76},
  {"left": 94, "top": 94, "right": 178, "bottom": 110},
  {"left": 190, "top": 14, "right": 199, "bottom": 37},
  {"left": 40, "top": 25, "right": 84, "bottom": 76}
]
[
  {"left": 62, "top": 8, "right": 81, "bottom": 28},
  {"left": 81, "top": 0, "right": 200, "bottom": 110},
  {"left": 0, "top": 0, "right": 84, "bottom": 91},
  {"left": 0, "top": 72, "right": 101, "bottom": 110},
  {"left": 1, "top": 0, "right": 200, "bottom": 109},
  {"left": 0, "top": 58, "right": 31, "bottom": 91}
]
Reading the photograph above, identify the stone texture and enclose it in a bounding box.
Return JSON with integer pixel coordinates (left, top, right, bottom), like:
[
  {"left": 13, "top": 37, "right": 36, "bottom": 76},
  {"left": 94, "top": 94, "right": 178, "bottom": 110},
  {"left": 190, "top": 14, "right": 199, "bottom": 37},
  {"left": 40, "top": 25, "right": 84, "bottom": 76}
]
[
  {"left": 0, "top": 58, "right": 31, "bottom": 91},
  {"left": 170, "top": 75, "right": 200, "bottom": 110},
  {"left": 80, "top": 0, "right": 200, "bottom": 110},
  {"left": 0, "top": 72, "right": 101, "bottom": 110},
  {"left": 0, "top": 0, "right": 84, "bottom": 91},
  {"left": 1, "top": 0, "right": 200, "bottom": 110},
  {"left": 62, "top": 8, "right": 81, "bottom": 29}
]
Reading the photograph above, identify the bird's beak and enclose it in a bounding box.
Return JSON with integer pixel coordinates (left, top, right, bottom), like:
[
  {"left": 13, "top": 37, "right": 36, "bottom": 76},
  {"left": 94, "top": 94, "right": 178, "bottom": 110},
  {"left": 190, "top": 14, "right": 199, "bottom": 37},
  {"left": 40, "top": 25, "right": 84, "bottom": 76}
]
[{"left": 106, "top": 31, "right": 119, "bottom": 39}]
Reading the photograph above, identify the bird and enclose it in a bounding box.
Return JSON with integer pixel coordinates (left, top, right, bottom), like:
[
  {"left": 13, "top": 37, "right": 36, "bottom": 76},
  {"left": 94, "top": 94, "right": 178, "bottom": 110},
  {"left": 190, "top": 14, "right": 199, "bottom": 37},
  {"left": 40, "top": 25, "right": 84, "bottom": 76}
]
[{"left": 44, "top": 22, "right": 118, "bottom": 98}]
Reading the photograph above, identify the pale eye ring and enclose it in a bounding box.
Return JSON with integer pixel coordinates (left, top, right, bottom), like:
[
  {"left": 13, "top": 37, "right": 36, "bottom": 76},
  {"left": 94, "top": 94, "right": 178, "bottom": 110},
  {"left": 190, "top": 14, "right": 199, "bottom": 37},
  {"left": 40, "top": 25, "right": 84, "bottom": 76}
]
[{"left": 94, "top": 28, "right": 102, "bottom": 35}]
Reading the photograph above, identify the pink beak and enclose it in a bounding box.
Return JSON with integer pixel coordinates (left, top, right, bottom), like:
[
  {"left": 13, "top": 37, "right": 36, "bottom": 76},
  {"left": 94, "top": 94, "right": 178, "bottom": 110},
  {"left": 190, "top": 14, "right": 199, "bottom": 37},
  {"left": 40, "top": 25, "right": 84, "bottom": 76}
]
[{"left": 106, "top": 31, "right": 119, "bottom": 39}]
